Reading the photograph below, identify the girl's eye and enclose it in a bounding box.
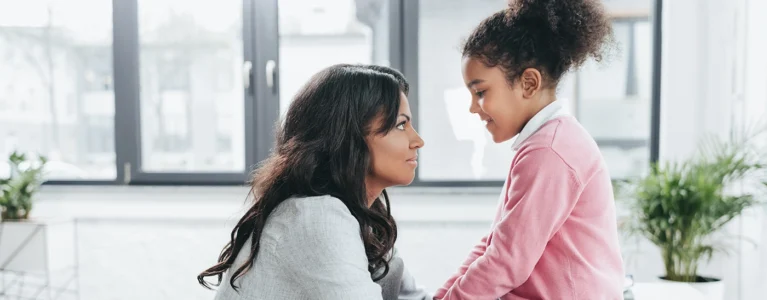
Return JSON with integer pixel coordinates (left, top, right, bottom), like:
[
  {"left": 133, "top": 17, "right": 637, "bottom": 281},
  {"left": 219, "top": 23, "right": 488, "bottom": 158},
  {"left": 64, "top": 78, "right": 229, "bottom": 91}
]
[
  {"left": 475, "top": 91, "right": 485, "bottom": 98},
  {"left": 396, "top": 122, "right": 406, "bottom": 130}
]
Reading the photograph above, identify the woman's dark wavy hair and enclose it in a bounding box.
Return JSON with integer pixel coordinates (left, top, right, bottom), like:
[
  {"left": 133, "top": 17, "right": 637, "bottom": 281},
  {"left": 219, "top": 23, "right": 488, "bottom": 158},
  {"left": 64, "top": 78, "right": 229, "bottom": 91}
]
[
  {"left": 463, "top": 0, "right": 614, "bottom": 88},
  {"left": 197, "top": 64, "right": 409, "bottom": 291}
]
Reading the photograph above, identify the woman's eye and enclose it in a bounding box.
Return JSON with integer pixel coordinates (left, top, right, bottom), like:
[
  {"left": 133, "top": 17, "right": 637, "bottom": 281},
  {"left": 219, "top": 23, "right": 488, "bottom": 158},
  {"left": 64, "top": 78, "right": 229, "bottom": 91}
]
[
  {"left": 475, "top": 91, "right": 485, "bottom": 98},
  {"left": 396, "top": 122, "right": 406, "bottom": 130}
]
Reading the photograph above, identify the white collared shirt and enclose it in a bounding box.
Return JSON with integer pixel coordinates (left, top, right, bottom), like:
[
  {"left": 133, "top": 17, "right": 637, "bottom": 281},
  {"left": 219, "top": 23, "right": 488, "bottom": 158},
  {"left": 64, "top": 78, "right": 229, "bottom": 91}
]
[{"left": 510, "top": 100, "right": 569, "bottom": 150}]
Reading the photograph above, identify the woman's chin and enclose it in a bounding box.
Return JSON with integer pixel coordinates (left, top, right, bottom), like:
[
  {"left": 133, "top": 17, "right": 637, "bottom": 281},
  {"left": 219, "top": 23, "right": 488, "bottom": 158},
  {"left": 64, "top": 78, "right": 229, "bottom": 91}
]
[{"left": 396, "top": 174, "right": 416, "bottom": 187}]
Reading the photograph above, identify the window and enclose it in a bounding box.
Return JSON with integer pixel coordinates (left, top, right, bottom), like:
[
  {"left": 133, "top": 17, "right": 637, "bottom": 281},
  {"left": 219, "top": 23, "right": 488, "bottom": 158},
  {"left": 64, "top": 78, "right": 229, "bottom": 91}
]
[
  {"left": 0, "top": 0, "right": 115, "bottom": 180},
  {"left": 575, "top": 19, "right": 653, "bottom": 179},
  {"left": 1, "top": 0, "right": 658, "bottom": 185},
  {"left": 417, "top": 0, "right": 519, "bottom": 181},
  {"left": 137, "top": 0, "right": 246, "bottom": 172},
  {"left": 277, "top": 0, "right": 390, "bottom": 115},
  {"left": 416, "top": 0, "right": 655, "bottom": 181}
]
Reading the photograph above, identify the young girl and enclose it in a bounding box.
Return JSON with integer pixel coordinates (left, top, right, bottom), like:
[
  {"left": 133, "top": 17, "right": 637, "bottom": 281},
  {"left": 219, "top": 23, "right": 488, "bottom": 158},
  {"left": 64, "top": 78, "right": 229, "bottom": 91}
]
[{"left": 434, "top": 1, "right": 624, "bottom": 299}]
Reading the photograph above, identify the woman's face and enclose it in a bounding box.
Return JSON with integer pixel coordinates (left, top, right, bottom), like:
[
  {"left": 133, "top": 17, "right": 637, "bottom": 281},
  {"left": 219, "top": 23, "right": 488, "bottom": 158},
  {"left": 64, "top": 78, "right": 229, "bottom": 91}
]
[{"left": 366, "top": 93, "right": 424, "bottom": 189}]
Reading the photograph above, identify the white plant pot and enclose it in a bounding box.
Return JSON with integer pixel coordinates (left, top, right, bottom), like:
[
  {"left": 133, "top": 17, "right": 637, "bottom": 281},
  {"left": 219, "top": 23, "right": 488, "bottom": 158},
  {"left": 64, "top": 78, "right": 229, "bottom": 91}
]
[
  {"left": 0, "top": 218, "right": 77, "bottom": 273},
  {"left": 0, "top": 218, "right": 79, "bottom": 298},
  {"left": 659, "top": 276, "right": 725, "bottom": 300}
]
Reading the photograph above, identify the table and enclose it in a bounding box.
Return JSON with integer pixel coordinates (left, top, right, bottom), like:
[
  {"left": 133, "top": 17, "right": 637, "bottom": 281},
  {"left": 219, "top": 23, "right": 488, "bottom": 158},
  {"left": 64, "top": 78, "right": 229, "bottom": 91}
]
[{"left": 626, "top": 282, "right": 707, "bottom": 300}]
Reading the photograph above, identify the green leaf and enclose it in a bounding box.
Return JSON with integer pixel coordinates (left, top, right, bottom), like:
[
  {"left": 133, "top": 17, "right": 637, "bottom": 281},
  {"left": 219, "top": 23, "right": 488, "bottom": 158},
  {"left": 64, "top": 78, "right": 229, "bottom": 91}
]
[
  {"left": 1, "top": 151, "right": 47, "bottom": 220},
  {"left": 626, "top": 124, "right": 767, "bottom": 279}
]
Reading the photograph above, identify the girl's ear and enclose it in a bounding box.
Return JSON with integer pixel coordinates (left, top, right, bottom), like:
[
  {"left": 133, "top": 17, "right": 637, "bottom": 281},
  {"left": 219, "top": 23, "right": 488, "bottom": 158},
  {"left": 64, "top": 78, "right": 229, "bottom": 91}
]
[{"left": 520, "top": 68, "right": 542, "bottom": 99}]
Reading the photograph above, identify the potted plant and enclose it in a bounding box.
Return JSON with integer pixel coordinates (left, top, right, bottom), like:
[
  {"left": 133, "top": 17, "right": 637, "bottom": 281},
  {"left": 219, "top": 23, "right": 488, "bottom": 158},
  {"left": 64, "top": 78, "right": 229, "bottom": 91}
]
[
  {"left": 623, "top": 129, "right": 767, "bottom": 300},
  {"left": 0, "top": 151, "right": 80, "bottom": 297},
  {"left": 0, "top": 151, "right": 48, "bottom": 220}
]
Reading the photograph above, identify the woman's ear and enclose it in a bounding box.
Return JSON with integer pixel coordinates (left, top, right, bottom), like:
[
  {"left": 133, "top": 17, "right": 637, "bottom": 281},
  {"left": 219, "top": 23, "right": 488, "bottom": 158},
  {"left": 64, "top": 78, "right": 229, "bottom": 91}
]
[{"left": 520, "top": 68, "right": 542, "bottom": 99}]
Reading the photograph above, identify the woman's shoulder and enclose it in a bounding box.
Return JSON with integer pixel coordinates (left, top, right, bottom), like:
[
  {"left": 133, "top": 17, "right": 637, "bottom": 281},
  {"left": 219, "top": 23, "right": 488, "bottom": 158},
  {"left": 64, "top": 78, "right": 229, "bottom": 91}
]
[
  {"left": 279, "top": 194, "right": 349, "bottom": 210},
  {"left": 270, "top": 195, "right": 361, "bottom": 242},
  {"left": 275, "top": 194, "right": 355, "bottom": 222},
  {"left": 267, "top": 195, "right": 371, "bottom": 280}
]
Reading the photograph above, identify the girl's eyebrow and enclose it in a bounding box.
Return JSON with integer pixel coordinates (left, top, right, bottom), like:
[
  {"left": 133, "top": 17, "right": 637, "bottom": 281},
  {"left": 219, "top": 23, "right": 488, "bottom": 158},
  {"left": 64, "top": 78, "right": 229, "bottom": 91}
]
[{"left": 467, "top": 79, "right": 485, "bottom": 89}]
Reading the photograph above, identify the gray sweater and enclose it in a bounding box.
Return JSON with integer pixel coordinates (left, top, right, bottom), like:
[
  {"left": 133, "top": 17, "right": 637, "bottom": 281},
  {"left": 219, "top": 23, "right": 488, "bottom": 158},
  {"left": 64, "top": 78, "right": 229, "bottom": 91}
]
[{"left": 213, "top": 195, "right": 431, "bottom": 300}]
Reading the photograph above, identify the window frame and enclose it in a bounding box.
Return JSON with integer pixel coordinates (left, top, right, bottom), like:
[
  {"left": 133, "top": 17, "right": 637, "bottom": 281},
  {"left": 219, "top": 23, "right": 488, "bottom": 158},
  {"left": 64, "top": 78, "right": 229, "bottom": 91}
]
[
  {"left": 400, "top": 0, "right": 662, "bottom": 186},
  {"left": 38, "top": 0, "right": 662, "bottom": 186}
]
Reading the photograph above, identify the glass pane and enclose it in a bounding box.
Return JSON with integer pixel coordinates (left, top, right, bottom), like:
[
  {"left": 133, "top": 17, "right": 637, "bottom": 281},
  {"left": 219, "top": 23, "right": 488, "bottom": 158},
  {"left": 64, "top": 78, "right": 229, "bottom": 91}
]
[
  {"left": 278, "top": 0, "right": 387, "bottom": 116},
  {"left": 577, "top": 19, "right": 653, "bottom": 179},
  {"left": 417, "top": 0, "right": 512, "bottom": 181},
  {"left": 418, "top": 0, "right": 654, "bottom": 181},
  {"left": 138, "top": 0, "right": 245, "bottom": 172},
  {"left": 0, "top": 0, "right": 115, "bottom": 180}
]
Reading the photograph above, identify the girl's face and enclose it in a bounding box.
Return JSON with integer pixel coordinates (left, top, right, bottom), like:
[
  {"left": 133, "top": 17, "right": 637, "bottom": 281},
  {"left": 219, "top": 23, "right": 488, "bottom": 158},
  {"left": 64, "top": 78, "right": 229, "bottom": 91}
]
[
  {"left": 365, "top": 93, "right": 425, "bottom": 188},
  {"left": 461, "top": 56, "right": 543, "bottom": 143}
]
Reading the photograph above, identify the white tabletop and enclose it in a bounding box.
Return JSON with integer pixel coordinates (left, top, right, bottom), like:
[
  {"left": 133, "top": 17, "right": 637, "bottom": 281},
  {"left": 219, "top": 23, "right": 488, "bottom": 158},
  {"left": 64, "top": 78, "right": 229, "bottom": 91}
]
[{"left": 630, "top": 282, "right": 707, "bottom": 300}]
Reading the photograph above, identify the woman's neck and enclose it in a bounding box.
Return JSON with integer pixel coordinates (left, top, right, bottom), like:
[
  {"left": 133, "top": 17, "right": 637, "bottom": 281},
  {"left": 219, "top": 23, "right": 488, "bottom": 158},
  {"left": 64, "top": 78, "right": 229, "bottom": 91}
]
[{"left": 365, "top": 180, "right": 384, "bottom": 208}]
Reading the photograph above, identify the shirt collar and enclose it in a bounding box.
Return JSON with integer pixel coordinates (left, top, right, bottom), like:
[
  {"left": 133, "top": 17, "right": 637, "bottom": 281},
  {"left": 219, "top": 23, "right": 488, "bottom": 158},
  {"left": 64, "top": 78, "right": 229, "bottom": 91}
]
[{"left": 510, "top": 100, "right": 568, "bottom": 150}]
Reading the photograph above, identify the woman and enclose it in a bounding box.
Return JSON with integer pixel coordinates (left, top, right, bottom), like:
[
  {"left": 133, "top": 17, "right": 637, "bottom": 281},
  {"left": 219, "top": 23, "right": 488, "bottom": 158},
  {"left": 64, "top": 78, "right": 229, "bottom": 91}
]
[{"left": 198, "top": 64, "right": 429, "bottom": 300}]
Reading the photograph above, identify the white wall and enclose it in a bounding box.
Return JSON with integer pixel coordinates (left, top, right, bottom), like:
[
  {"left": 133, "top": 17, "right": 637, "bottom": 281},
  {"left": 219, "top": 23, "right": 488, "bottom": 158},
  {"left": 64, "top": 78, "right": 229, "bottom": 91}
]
[
  {"left": 661, "top": 0, "right": 765, "bottom": 158},
  {"left": 734, "top": 1, "right": 767, "bottom": 300},
  {"left": 741, "top": 0, "right": 767, "bottom": 130},
  {"left": 26, "top": 186, "right": 501, "bottom": 300},
  {"left": 660, "top": 0, "right": 735, "bottom": 163},
  {"left": 31, "top": 186, "right": 765, "bottom": 300},
  {"left": 660, "top": 0, "right": 767, "bottom": 299}
]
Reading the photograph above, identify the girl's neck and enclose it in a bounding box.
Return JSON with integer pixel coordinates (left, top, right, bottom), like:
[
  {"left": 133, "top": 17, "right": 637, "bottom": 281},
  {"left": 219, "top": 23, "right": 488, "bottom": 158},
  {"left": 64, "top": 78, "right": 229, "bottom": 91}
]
[{"left": 535, "top": 89, "right": 557, "bottom": 110}]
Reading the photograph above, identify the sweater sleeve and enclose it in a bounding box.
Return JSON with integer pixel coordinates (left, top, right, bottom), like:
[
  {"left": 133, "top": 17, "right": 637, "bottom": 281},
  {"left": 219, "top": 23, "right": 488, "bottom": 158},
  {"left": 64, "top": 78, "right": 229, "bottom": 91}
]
[
  {"left": 437, "top": 148, "right": 582, "bottom": 300},
  {"left": 433, "top": 235, "right": 488, "bottom": 298},
  {"left": 397, "top": 259, "right": 432, "bottom": 300},
  {"left": 279, "top": 198, "right": 383, "bottom": 300}
]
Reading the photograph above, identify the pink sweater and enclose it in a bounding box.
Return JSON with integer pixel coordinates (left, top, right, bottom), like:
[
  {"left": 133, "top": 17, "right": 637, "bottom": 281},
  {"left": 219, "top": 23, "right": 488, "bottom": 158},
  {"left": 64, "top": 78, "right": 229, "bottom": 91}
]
[{"left": 434, "top": 115, "right": 624, "bottom": 300}]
